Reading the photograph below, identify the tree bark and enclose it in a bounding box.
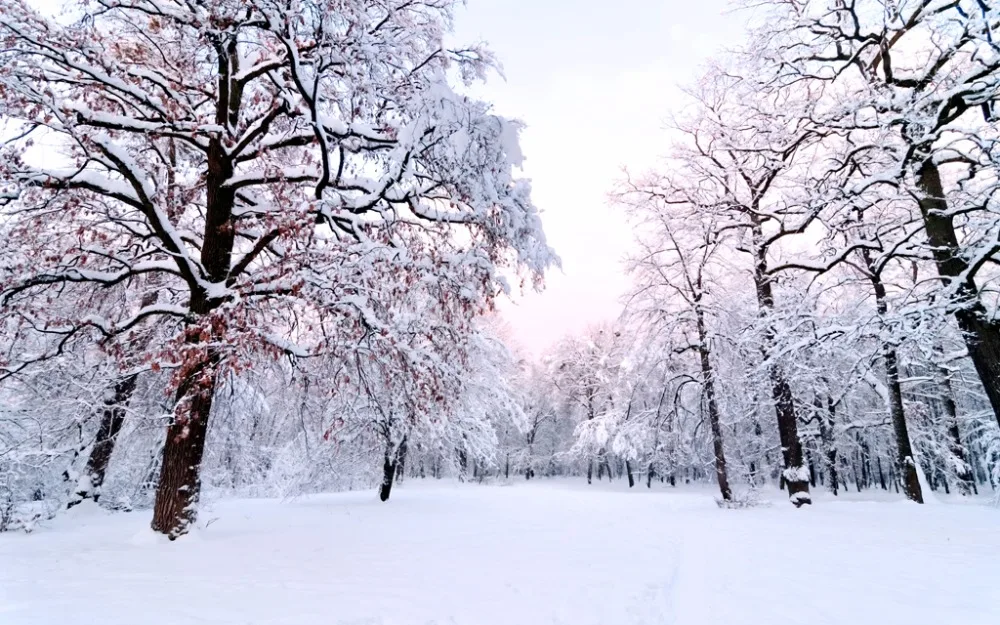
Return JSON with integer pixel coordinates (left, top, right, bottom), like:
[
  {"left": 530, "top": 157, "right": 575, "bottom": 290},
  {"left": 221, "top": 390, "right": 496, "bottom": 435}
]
[
  {"left": 917, "top": 161, "right": 1000, "bottom": 429},
  {"left": 625, "top": 460, "right": 635, "bottom": 488},
  {"left": 150, "top": 356, "right": 218, "bottom": 538}
]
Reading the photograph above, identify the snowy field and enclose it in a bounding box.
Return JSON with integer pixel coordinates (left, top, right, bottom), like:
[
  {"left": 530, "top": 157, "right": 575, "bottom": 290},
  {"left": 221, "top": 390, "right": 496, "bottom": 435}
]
[{"left": 1, "top": 481, "right": 998, "bottom": 625}]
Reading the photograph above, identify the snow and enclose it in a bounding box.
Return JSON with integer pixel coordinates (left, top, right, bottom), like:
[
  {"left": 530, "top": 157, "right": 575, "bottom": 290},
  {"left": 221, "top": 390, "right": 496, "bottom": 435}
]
[
  {"left": 1, "top": 481, "right": 998, "bottom": 625},
  {"left": 782, "top": 464, "right": 811, "bottom": 482}
]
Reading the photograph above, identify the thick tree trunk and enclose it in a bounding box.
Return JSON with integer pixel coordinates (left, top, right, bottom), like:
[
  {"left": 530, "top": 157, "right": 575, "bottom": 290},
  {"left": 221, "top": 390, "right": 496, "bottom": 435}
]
[
  {"left": 625, "top": 460, "right": 635, "bottom": 488},
  {"left": 917, "top": 161, "right": 1000, "bottom": 429},
  {"left": 150, "top": 357, "right": 218, "bottom": 538},
  {"left": 772, "top": 374, "right": 811, "bottom": 505},
  {"left": 69, "top": 374, "right": 139, "bottom": 507}
]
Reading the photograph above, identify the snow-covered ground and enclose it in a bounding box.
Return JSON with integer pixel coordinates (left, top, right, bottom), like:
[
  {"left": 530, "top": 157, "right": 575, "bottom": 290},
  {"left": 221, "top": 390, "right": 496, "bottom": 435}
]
[{"left": 1, "top": 480, "right": 997, "bottom": 625}]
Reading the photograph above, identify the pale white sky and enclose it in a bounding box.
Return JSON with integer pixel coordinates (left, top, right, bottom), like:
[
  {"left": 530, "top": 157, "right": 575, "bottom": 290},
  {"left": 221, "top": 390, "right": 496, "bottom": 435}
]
[{"left": 452, "top": 0, "right": 745, "bottom": 355}]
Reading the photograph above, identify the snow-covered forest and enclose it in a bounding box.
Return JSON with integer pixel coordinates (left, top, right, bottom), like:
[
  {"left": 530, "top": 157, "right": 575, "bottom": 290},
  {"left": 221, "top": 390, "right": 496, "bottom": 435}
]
[{"left": 1, "top": 0, "right": 999, "bottom": 623}]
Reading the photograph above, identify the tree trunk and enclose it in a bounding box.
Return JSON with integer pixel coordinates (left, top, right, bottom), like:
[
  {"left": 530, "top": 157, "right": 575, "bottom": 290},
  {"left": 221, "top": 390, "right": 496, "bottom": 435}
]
[
  {"left": 69, "top": 374, "right": 139, "bottom": 507},
  {"left": 395, "top": 437, "right": 408, "bottom": 485},
  {"left": 379, "top": 455, "right": 396, "bottom": 502},
  {"left": 151, "top": 40, "right": 241, "bottom": 538},
  {"left": 625, "top": 460, "right": 635, "bottom": 488},
  {"left": 860, "top": 439, "right": 871, "bottom": 489},
  {"left": 646, "top": 463, "right": 654, "bottom": 488},
  {"left": 751, "top": 216, "right": 810, "bottom": 506},
  {"left": 866, "top": 260, "right": 922, "bottom": 502},
  {"left": 936, "top": 359, "right": 975, "bottom": 495},
  {"left": 70, "top": 290, "right": 158, "bottom": 507},
  {"left": 695, "top": 317, "right": 732, "bottom": 501},
  {"left": 773, "top": 374, "right": 811, "bottom": 505},
  {"left": 917, "top": 161, "right": 1000, "bottom": 429},
  {"left": 150, "top": 357, "right": 218, "bottom": 538},
  {"left": 457, "top": 448, "right": 468, "bottom": 482}
]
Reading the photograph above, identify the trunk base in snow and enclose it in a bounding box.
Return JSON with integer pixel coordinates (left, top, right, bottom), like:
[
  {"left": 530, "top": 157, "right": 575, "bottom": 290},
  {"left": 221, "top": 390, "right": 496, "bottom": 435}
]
[{"left": 150, "top": 362, "right": 217, "bottom": 539}]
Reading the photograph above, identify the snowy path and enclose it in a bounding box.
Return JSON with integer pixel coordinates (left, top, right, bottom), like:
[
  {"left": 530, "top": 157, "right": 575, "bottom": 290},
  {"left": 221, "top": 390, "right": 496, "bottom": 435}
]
[{"left": 1, "top": 481, "right": 997, "bottom": 625}]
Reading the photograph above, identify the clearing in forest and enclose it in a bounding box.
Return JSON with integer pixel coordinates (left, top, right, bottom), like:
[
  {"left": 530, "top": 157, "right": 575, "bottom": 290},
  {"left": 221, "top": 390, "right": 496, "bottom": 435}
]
[{"left": 0, "top": 481, "right": 996, "bottom": 625}]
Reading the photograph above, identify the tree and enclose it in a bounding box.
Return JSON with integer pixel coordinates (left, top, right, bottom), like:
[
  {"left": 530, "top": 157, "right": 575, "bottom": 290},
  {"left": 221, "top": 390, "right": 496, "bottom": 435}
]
[
  {"left": 619, "top": 175, "right": 734, "bottom": 501},
  {"left": 753, "top": 0, "right": 1000, "bottom": 428},
  {"left": 0, "top": 0, "right": 552, "bottom": 537},
  {"left": 623, "top": 72, "right": 819, "bottom": 505}
]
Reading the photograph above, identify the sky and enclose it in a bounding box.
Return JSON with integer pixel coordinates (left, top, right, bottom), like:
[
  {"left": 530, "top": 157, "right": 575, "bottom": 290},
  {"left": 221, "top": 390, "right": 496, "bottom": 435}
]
[{"left": 449, "top": 0, "right": 746, "bottom": 356}]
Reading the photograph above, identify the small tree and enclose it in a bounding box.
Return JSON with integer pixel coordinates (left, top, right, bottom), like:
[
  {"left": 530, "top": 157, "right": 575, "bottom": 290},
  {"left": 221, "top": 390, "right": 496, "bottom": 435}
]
[{"left": 619, "top": 176, "right": 734, "bottom": 501}]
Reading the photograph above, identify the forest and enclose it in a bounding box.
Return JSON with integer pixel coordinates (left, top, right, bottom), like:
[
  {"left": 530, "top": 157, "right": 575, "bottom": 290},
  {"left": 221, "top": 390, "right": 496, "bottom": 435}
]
[{"left": 1, "top": 0, "right": 999, "bottom": 549}]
